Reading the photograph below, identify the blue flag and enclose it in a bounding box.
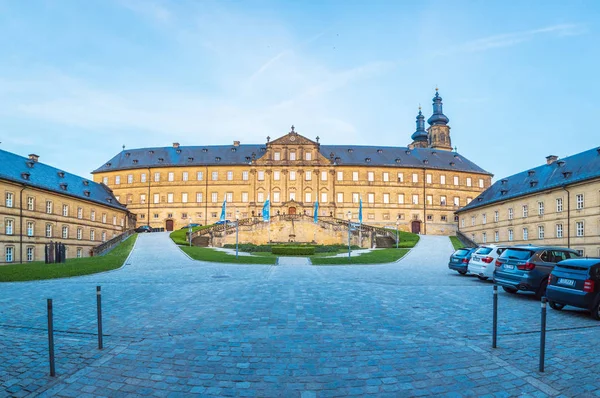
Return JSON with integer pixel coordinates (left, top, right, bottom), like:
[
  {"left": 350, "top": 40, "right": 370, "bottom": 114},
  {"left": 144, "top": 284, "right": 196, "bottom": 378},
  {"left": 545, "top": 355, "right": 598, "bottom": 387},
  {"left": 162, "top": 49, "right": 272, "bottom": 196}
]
[
  {"left": 219, "top": 199, "right": 227, "bottom": 222},
  {"left": 262, "top": 195, "right": 270, "bottom": 222},
  {"left": 358, "top": 197, "right": 363, "bottom": 224},
  {"left": 313, "top": 201, "right": 319, "bottom": 224}
]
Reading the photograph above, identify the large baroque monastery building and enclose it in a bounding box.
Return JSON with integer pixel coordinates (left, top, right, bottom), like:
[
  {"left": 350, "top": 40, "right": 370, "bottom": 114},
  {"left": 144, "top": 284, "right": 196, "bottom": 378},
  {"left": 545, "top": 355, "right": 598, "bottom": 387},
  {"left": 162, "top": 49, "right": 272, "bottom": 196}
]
[{"left": 93, "top": 90, "right": 492, "bottom": 234}]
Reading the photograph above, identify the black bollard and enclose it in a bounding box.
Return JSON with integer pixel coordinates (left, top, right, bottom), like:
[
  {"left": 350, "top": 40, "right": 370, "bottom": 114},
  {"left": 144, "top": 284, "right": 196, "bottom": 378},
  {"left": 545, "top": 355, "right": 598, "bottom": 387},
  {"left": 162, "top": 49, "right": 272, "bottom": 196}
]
[
  {"left": 492, "top": 284, "right": 498, "bottom": 348},
  {"left": 97, "top": 286, "right": 103, "bottom": 349},
  {"left": 47, "top": 299, "right": 56, "bottom": 376},
  {"left": 539, "top": 297, "right": 547, "bottom": 372}
]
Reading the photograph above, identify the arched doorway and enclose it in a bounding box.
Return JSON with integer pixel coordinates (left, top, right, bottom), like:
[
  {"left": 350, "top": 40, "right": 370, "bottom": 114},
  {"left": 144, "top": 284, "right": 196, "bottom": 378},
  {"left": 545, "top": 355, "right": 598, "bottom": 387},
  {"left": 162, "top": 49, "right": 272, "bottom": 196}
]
[
  {"left": 288, "top": 207, "right": 296, "bottom": 215},
  {"left": 165, "top": 219, "right": 174, "bottom": 231},
  {"left": 411, "top": 220, "right": 421, "bottom": 234}
]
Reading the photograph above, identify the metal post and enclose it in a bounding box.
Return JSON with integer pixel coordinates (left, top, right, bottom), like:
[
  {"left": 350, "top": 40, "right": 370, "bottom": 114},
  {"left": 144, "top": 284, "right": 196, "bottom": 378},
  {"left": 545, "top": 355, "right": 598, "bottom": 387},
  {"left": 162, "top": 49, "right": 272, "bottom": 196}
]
[
  {"left": 188, "top": 223, "right": 192, "bottom": 247},
  {"left": 396, "top": 227, "right": 399, "bottom": 249},
  {"left": 236, "top": 220, "right": 239, "bottom": 259},
  {"left": 97, "top": 286, "right": 103, "bottom": 349},
  {"left": 492, "top": 284, "right": 498, "bottom": 348},
  {"left": 539, "top": 297, "right": 547, "bottom": 372},
  {"left": 47, "top": 299, "right": 55, "bottom": 376},
  {"left": 348, "top": 225, "right": 351, "bottom": 259}
]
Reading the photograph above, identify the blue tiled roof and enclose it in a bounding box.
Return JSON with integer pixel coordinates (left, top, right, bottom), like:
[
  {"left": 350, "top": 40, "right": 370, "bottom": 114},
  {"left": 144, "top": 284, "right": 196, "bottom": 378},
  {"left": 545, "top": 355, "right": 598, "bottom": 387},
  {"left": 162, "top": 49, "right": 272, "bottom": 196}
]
[
  {"left": 456, "top": 147, "right": 600, "bottom": 213},
  {"left": 0, "top": 149, "right": 126, "bottom": 211},
  {"left": 93, "top": 144, "right": 491, "bottom": 175}
]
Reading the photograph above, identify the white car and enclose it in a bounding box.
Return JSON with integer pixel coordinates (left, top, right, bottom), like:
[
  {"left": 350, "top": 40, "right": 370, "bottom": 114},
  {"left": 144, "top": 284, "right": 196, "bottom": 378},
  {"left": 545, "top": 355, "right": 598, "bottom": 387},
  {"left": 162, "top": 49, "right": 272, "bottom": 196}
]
[{"left": 468, "top": 245, "right": 507, "bottom": 281}]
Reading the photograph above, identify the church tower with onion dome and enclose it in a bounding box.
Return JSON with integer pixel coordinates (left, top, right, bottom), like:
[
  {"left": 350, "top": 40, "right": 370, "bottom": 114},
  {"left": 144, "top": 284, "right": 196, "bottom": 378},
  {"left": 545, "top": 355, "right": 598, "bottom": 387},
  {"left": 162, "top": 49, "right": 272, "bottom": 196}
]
[{"left": 427, "top": 88, "right": 453, "bottom": 151}]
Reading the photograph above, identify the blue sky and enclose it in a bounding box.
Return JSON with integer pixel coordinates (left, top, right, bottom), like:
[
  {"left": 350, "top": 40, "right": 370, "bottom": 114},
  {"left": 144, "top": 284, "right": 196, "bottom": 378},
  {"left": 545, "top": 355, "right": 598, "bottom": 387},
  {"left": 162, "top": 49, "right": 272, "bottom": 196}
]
[{"left": 0, "top": 0, "right": 598, "bottom": 180}]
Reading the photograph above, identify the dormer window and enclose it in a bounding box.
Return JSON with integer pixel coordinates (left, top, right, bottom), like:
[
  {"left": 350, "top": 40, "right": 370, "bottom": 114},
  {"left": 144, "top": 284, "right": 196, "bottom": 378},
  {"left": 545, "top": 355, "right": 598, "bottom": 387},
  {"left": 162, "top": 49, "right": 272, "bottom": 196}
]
[
  {"left": 454, "top": 154, "right": 459, "bottom": 159},
  {"left": 563, "top": 171, "right": 572, "bottom": 178},
  {"left": 149, "top": 150, "right": 154, "bottom": 155},
  {"left": 365, "top": 157, "right": 371, "bottom": 163},
  {"left": 158, "top": 158, "right": 164, "bottom": 163},
  {"left": 405, "top": 150, "right": 411, "bottom": 155},
  {"left": 500, "top": 190, "right": 508, "bottom": 196},
  {"left": 82, "top": 180, "right": 89, "bottom": 186},
  {"left": 202, "top": 148, "right": 208, "bottom": 153},
  {"left": 21, "top": 172, "right": 30, "bottom": 180},
  {"left": 83, "top": 191, "right": 90, "bottom": 197},
  {"left": 176, "top": 149, "right": 182, "bottom": 154},
  {"left": 347, "top": 148, "right": 354, "bottom": 153},
  {"left": 26, "top": 161, "right": 35, "bottom": 168},
  {"left": 60, "top": 183, "right": 68, "bottom": 191},
  {"left": 187, "top": 157, "right": 194, "bottom": 162},
  {"left": 215, "top": 157, "right": 221, "bottom": 162},
  {"left": 528, "top": 170, "right": 535, "bottom": 177},
  {"left": 107, "top": 198, "right": 112, "bottom": 203},
  {"left": 231, "top": 148, "right": 237, "bottom": 152},
  {"left": 557, "top": 160, "right": 566, "bottom": 167},
  {"left": 260, "top": 147, "right": 266, "bottom": 152},
  {"left": 395, "top": 158, "right": 401, "bottom": 164},
  {"left": 431, "top": 151, "right": 437, "bottom": 155},
  {"left": 133, "top": 159, "right": 138, "bottom": 164},
  {"left": 501, "top": 179, "right": 508, "bottom": 184},
  {"left": 377, "top": 149, "right": 383, "bottom": 154},
  {"left": 530, "top": 181, "right": 538, "bottom": 188},
  {"left": 334, "top": 157, "right": 341, "bottom": 163},
  {"left": 423, "top": 159, "right": 429, "bottom": 164},
  {"left": 57, "top": 171, "right": 65, "bottom": 178},
  {"left": 125, "top": 152, "right": 131, "bottom": 157},
  {"left": 449, "top": 162, "right": 455, "bottom": 166},
  {"left": 245, "top": 156, "right": 251, "bottom": 162},
  {"left": 105, "top": 163, "right": 111, "bottom": 167}
]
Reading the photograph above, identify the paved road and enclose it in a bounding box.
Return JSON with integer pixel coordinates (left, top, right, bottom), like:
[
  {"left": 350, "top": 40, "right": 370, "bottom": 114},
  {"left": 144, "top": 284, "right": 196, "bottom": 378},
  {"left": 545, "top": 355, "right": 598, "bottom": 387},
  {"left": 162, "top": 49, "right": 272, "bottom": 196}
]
[{"left": 1, "top": 233, "right": 599, "bottom": 397}]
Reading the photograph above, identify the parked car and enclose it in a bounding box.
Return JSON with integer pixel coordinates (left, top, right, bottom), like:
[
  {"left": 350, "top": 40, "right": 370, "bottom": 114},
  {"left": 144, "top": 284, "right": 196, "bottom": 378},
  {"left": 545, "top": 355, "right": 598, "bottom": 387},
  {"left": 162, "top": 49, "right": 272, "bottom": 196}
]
[
  {"left": 135, "top": 225, "right": 152, "bottom": 233},
  {"left": 468, "top": 245, "right": 507, "bottom": 280},
  {"left": 547, "top": 258, "right": 600, "bottom": 320},
  {"left": 448, "top": 247, "right": 478, "bottom": 275},
  {"left": 180, "top": 223, "right": 201, "bottom": 229},
  {"left": 493, "top": 245, "right": 580, "bottom": 298}
]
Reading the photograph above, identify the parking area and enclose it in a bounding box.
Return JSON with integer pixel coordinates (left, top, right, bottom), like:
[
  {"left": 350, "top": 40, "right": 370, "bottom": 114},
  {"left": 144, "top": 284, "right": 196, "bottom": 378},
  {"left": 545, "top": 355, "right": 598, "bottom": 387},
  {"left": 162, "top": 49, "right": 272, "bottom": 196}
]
[{"left": 1, "top": 233, "right": 599, "bottom": 397}]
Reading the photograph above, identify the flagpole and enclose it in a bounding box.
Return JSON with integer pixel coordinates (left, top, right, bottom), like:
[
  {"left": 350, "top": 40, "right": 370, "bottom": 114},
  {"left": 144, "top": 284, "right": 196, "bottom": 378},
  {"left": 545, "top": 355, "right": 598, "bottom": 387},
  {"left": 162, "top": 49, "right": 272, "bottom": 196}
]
[
  {"left": 268, "top": 194, "right": 271, "bottom": 243},
  {"left": 359, "top": 197, "right": 362, "bottom": 248}
]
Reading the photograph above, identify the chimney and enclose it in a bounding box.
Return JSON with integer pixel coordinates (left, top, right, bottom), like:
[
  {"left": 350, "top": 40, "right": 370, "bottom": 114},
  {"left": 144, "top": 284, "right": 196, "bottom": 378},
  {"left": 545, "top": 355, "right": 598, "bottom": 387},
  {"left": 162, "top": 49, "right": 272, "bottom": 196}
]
[
  {"left": 28, "top": 154, "right": 39, "bottom": 162},
  {"left": 173, "top": 142, "right": 180, "bottom": 148},
  {"left": 546, "top": 155, "right": 558, "bottom": 165},
  {"left": 233, "top": 141, "right": 240, "bottom": 147}
]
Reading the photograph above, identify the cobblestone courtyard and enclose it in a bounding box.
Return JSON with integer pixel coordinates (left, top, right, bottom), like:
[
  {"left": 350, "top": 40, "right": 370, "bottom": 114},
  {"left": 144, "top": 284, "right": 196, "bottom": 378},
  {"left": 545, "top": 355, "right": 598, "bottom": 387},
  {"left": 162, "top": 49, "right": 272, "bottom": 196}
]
[{"left": 1, "top": 233, "right": 600, "bottom": 397}]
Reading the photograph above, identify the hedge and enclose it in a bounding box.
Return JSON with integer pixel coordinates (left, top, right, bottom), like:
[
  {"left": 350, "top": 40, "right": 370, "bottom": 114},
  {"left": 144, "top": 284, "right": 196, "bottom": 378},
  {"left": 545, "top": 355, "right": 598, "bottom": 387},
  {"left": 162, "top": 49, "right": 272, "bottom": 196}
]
[
  {"left": 223, "top": 243, "right": 360, "bottom": 253},
  {"left": 271, "top": 246, "right": 316, "bottom": 255}
]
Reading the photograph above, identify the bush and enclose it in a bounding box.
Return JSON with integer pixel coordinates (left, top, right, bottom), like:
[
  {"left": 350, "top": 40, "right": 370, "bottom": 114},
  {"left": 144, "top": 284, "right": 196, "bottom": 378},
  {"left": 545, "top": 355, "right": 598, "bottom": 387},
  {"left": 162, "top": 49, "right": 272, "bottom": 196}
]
[
  {"left": 223, "top": 244, "right": 272, "bottom": 252},
  {"left": 271, "top": 246, "right": 315, "bottom": 255}
]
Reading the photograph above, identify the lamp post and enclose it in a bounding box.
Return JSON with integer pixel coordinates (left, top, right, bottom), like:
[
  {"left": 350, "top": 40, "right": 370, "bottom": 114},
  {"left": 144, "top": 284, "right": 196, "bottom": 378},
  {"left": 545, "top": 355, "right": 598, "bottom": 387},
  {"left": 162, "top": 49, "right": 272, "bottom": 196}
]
[
  {"left": 188, "top": 217, "right": 193, "bottom": 247},
  {"left": 396, "top": 217, "right": 400, "bottom": 249},
  {"left": 235, "top": 210, "right": 240, "bottom": 260},
  {"left": 347, "top": 211, "right": 352, "bottom": 259}
]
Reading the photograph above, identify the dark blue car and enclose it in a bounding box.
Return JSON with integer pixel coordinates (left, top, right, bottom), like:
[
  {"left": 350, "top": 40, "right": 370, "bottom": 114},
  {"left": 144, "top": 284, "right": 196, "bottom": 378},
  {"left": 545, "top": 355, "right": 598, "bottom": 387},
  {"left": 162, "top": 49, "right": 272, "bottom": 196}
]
[
  {"left": 448, "top": 247, "right": 478, "bottom": 275},
  {"left": 547, "top": 258, "right": 600, "bottom": 320}
]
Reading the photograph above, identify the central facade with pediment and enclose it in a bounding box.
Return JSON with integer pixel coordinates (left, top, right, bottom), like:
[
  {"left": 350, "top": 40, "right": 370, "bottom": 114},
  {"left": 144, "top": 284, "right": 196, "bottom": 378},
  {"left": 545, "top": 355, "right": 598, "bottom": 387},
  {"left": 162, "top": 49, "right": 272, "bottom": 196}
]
[{"left": 92, "top": 91, "right": 492, "bottom": 235}]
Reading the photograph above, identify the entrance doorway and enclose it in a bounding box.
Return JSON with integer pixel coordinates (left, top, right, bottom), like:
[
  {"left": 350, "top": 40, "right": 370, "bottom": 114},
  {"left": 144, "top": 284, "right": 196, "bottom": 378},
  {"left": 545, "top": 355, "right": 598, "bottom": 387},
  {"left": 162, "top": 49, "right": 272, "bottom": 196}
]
[
  {"left": 288, "top": 207, "right": 296, "bottom": 215},
  {"left": 411, "top": 220, "right": 421, "bottom": 234},
  {"left": 165, "top": 219, "right": 174, "bottom": 231}
]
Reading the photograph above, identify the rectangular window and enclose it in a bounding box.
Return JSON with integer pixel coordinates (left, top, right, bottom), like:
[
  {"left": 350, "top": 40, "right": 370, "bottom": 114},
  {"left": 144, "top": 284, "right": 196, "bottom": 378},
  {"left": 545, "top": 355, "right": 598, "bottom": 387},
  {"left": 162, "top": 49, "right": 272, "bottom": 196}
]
[
  {"left": 576, "top": 194, "right": 584, "bottom": 209},
  {"left": 321, "top": 171, "right": 327, "bottom": 181},
  {"left": 305, "top": 171, "right": 312, "bottom": 181},
  {"left": 182, "top": 193, "right": 188, "bottom": 203},
  {"left": 273, "top": 171, "right": 280, "bottom": 181},
  {"left": 27, "top": 197, "right": 34, "bottom": 210},
  {"left": 426, "top": 195, "right": 433, "bottom": 205},
  {"left": 508, "top": 208, "right": 513, "bottom": 220},
  {"left": 6, "top": 192, "right": 13, "bottom": 207},
  {"left": 556, "top": 198, "right": 563, "bottom": 213},
  {"left": 62, "top": 204, "right": 69, "bottom": 217},
  {"left": 27, "top": 221, "right": 34, "bottom": 236},
  {"left": 141, "top": 173, "right": 147, "bottom": 183},
  {"left": 211, "top": 193, "right": 218, "bottom": 203},
  {"left": 242, "top": 192, "right": 249, "bottom": 203},
  {"left": 258, "top": 171, "right": 265, "bottom": 181},
  {"left": 576, "top": 221, "right": 584, "bottom": 237},
  {"left": 398, "top": 194, "right": 405, "bottom": 204},
  {"left": 538, "top": 202, "right": 544, "bottom": 215},
  {"left": 305, "top": 152, "right": 312, "bottom": 161},
  {"left": 466, "top": 177, "right": 472, "bottom": 187},
  {"left": 46, "top": 224, "right": 53, "bottom": 238},
  {"left": 538, "top": 226, "right": 545, "bottom": 239},
  {"left": 426, "top": 174, "right": 432, "bottom": 184},
  {"left": 397, "top": 173, "right": 404, "bottom": 183},
  {"left": 508, "top": 229, "right": 514, "bottom": 241},
  {"left": 289, "top": 192, "right": 296, "bottom": 201},
  {"left": 102, "top": 213, "right": 107, "bottom": 223},
  {"left": 102, "top": 177, "right": 108, "bottom": 185},
  {"left": 383, "top": 172, "right": 389, "bottom": 182},
  {"left": 337, "top": 171, "right": 343, "bottom": 181},
  {"left": 440, "top": 175, "right": 446, "bottom": 185},
  {"left": 115, "top": 176, "right": 121, "bottom": 185},
  {"left": 127, "top": 174, "right": 133, "bottom": 184},
  {"left": 412, "top": 173, "right": 418, "bottom": 183},
  {"left": 77, "top": 228, "right": 82, "bottom": 240},
  {"left": 453, "top": 197, "right": 459, "bottom": 206},
  {"left": 226, "top": 192, "right": 233, "bottom": 202},
  {"left": 46, "top": 201, "right": 53, "bottom": 214},
  {"left": 76, "top": 248, "right": 82, "bottom": 258},
  {"left": 479, "top": 179, "right": 484, "bottom": 188},
  {"left": 5, "top": 219, "right": 14, "bottom": 235},
  {"left": 257, "top": 192, "right": 264, "bottom": 203},
  {"left": 62, "top": 226, "right": 69, "bottom": 239},
  {"left": 227, "top": 171, "right": 233, "bottom": 181},
  {"left": 495, "top": 231, "right": 499, "bottom": 242},
  {"left": 182, "top": 172, "right": 188, "bottom": 181},
  {"left": 368, "top": 172, "right": 374, "bottom": 182},
  {"left": 461, "top": 218, "right": 465, "bottom": 228},
  {"left": 77, "top": 207, "right": 83, "bottom": 219},
  {"left": 523, "top": 228, "right": 529, "bottom": 240},
  {"left": 140, "top": 194, "right": 146, "bottom": 204},
  {"left": 556, "top": 224, "right": 563, "bottom": 238},
  {"left": 154, "top": 172, "right": 160, "bottom": 182},
  {"left": 453, "top": 176, "right": 459, "bottom": 185},
  {"left": 90, "top": 230, "right": 95, "bottom": 241},
  {"left": 337, "top": 193, "right": 344, "bottom": 203},
  {"left": 383, "top": 193, "right": 390, "bottom": 204},
  {"left": 494, "top": 211, "right": 499, "bottom": 222},
  {"left": 412, "top": 194, "right": 419, "bottom": 205},
  {"left": 27, "top": 247, "right": 34, "bottom": 262},
  {"left": 196, "top": 193, "right": 203, "bottom": 203},
  {"left": 5, "top": 247, "right": 13, "bottom": 263},
  {"left": 91, "top": 210, "right": 96, "bottom": 221},
  {"left": 466, "top": 197, "right": 472, "bottom": 204},
  {"left": 482, "top": 232, "right": 487, "bottom": 243},
  {"left": 482, "top": 214, "right": 487, "bottom": 224},
  {"left": 153, "top": 193, "right": 160, "bottom": 204},
  {"left": 352, "top": 171, "right": 359, "bottom": 181},
  {"left": 242, "top": 171, "right": 249, "bottom": 181},
  {"left": 102, "top": 231, "right": 106, "bottom": 242},
  {"left": 289, "top": 152, "right": 296, "bottom": 161},
  {"left": 321, "top": 192, "right": 327, "bottom": 203},
  {"left": 273, "top": 152, "right": 281, "bottom": 161},
  {"left": 274, "top": 192, "right": 282, "bottom": 203},
  {"left": 368, "top": 193, "right": 375, "bottom": 203},
  {"left": 305, "top": 192, "right": 311, "bottom": 203},
  {"left": 211, "top": 171, "right": 218, "bottom": 181},
  {"left": 352, "top": 193, "right": 360, "bottom": 203},
  {"left": 522, "top": 205, "right": 528, "bottom": 218},
  {"left": 471, "top": 216, "right": 475, "bottom": 226},
  {"left": 197, "top": 171, "right": 204, "bottom": 181}
]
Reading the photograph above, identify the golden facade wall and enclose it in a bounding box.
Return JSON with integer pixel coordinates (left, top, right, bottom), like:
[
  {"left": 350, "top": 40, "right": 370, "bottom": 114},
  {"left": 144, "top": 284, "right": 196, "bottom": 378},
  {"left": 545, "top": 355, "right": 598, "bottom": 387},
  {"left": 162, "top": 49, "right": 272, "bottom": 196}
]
[
  {"left": 0, "top": 180, "right": 130, "bottom": 264},
  {"left": 457, "top": 179, "right": 600, "bottom": 257}
]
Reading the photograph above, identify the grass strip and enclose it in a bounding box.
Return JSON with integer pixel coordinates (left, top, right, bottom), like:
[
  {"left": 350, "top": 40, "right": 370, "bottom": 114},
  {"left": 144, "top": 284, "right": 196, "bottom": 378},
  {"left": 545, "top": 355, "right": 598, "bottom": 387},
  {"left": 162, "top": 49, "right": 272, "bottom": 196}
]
[
  {"left": 449, "top": 236, "right": 465, "bottom": 250},
  {"left": 180, "top": 246, "right": 277, "bottom": 264},
  {"left": 312, "top": 248, "right": 409, "bottom": 265},
  {"left": 169, "top": 225, "right": 212, "bottom": 245},
  {"left": 0, "top": 234, "right": 138, "bottom": 282}
]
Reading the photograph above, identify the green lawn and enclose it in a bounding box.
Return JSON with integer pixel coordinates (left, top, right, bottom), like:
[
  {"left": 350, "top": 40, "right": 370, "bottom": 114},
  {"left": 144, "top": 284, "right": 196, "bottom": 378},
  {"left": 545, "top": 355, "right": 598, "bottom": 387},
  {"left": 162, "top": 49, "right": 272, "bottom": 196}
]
[
  {"left": 0, "top": 234, "right": 138, "bottom": 282},
  {"left": 312, "top": 248, "right": 409, "bottom": 265},
  {"left": 449, "top": 236, "right": 465, "bottom": 250},
  {"left": 383, "top": 229, "right": 420, "bottom": 248},
  {"left": 169, "top": 225, "right": 212, "bottom": 245},
  {"left": 180, "top": 246, "right": 277, "bottom": 264}
]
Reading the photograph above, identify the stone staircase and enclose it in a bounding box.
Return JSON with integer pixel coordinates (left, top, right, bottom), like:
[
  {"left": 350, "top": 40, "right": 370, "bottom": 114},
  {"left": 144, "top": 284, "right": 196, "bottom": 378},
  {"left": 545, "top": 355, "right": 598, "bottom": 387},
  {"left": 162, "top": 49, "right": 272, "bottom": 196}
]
[{"left": 375, "top": 236, "right": 396, "bottom": 248}]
